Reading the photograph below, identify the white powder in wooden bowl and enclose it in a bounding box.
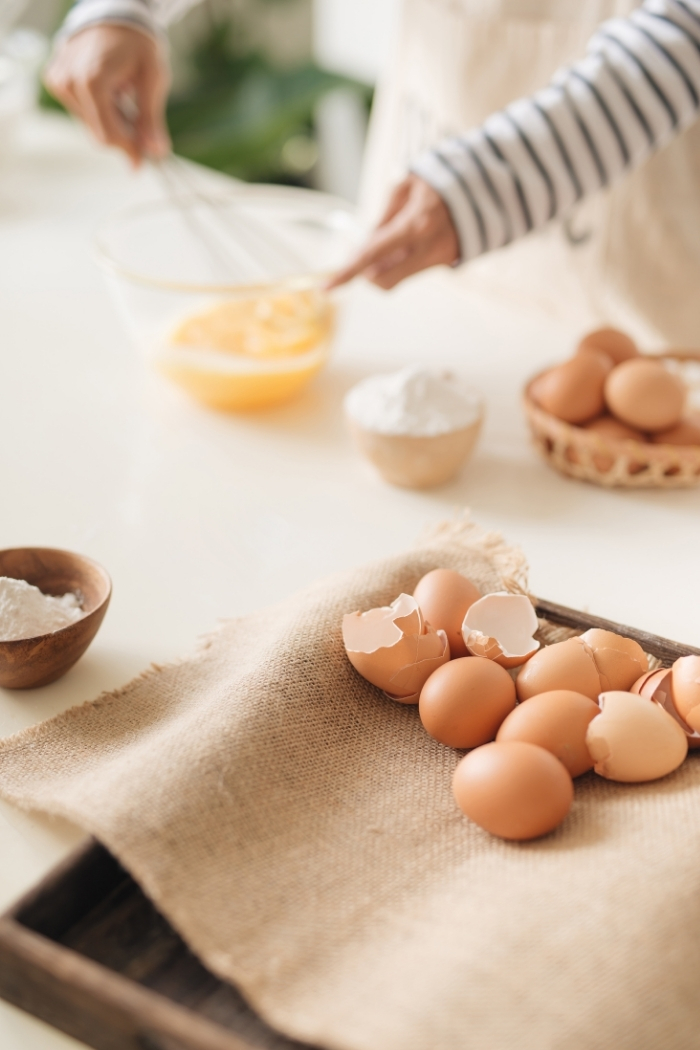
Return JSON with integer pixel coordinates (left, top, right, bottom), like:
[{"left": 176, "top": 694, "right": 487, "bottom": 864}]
[
  {"left": 0, "top": 577, "right": 83, "bottom": 641},
  {"left": 344, "top": 367, "right": 482, "bottom": 436}
]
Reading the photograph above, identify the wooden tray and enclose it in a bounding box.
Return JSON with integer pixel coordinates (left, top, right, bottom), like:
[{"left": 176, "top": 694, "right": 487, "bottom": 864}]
[{"left": 1, "top": 599, "right": 698, "bottom": 1050}]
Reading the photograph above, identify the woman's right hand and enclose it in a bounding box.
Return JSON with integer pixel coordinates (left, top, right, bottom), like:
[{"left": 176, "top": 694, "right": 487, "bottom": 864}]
[
  {"left": 326, "top": 174, "right": 460, "bottom": 291},
  {"left": 45, "top": 25, "right": 171, "bottom": 167}
]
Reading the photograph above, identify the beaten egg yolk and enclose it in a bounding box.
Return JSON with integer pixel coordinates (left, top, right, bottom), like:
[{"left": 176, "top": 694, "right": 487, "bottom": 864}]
[{"left": 157, "top": 289, "right": 334, "bottom": 410}]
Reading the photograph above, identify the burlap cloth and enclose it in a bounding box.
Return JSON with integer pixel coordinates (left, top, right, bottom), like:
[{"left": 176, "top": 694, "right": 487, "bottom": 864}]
[{"left": 1, "top": 519, "right": 700, "bottom": 1050}]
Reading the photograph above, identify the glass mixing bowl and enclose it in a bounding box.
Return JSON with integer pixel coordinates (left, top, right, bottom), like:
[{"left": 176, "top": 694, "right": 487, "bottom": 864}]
[{"left": 96, "top": 180, "right": 360, "bottom": 410}]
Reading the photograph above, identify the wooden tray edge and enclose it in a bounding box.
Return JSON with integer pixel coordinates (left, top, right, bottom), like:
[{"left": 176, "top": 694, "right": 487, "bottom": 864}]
[
  {"left": 0, "top": 841, "right": 263, "bottom": 1050},
  {"left": 532, "top": 597, "right": 700, "bottom": 663}
]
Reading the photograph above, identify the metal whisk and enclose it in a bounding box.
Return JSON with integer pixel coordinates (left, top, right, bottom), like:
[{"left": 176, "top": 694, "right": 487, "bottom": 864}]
[
  {"left": 118, "top": 92, "right": 311, "bottom": 285},
  {"left": 150, "top": 152, "right": 310, "bottom": 285}
]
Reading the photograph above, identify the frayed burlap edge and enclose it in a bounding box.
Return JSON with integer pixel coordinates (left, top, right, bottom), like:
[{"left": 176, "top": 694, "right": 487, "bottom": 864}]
[{"left": 418, "top": 510, "right": 529, "bottom": 596}]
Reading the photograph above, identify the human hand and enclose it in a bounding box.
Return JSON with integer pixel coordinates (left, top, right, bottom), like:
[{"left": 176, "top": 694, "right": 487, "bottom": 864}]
[
  {"left": 45, "top": 25, "right": 171, "bottom": 167},
  {"left": 326, "top": 174, "right": 460, "bottom": 291}
]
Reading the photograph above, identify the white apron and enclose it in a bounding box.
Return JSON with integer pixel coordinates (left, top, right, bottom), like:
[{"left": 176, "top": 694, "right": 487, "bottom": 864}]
[{"left": 360, "top": 0, "right": 700, "bottom": 345}]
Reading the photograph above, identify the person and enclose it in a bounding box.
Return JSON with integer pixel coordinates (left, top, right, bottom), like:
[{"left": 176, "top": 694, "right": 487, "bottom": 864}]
[
  {"left": 46, "top": 0, "right": 700, "bottom": 338},
  {"left": 45, "top": 1, "right": 176, "bottom": 167}
]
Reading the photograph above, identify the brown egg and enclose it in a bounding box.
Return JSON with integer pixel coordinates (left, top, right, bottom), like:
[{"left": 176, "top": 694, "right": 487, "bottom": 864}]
[
  {"left": 671, "top": 655, "right": 700, "bottom": 732},
  {"left": 582, "top": 415, "right": 647, "bottom": 472},
  {"left": 413, "top": 569, "right": 481, "bottom": 659},
  {"left": 584, "top": 415, "right": 646, "bottom": 442},
  {"left": 452, "top": 741, "right": 574, "bottom": 840},
  {"left": 529, "top": 372, "right": 551, "bottom": 408},
  {"left": 586, "top": 691, "right": 688, "bottom": 782},
  {"left": 496, "top": 690, "right": 599, "bottom": 777},
  {"left": 651, "top": 414, "right": 700, "bottom": 446},
  {"left": 604, "top": 359, "right": 686, "bottom": 432},
  {"left": 578, "top": 628, "right": 648, "bottom": 691},
  {"left": 532, "top": 351, "right": 612, "bottom": 424},
  {"left": 419, "top": 657, "right": 516, "bottom": 748},
  {"left": 577, "top": 327, "right": 638, "bottom": 365},
  {"left": 516, "top": 638, "right": 600, "bottom": 702}
]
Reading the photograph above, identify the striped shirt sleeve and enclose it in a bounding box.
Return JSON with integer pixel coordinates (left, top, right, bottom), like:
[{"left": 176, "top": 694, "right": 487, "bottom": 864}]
[
  {"left": 411, "top": 0, "right": 700, "bottom": 262},
  {"left": 56, "top": 0, "right": 199, "bottom": 41}
]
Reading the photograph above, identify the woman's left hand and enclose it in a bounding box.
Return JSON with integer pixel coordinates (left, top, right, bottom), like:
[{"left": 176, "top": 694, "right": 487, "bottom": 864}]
[{"left": 326, "top": 174, "right": 459, "bottom": 291}]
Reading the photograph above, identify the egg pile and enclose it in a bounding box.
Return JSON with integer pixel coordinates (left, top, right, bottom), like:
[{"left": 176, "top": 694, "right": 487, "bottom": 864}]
[
  {"left": 531, "top": 327, "right": 700, "bottom": 450},
  {"left": 342, "top": 569, "right": 700, "bottom": 841}
]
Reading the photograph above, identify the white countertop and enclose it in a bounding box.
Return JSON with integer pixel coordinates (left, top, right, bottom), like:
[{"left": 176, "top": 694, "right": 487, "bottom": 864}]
[{"left": 1, "top": 110, "right": 699, "bottom": 1050}]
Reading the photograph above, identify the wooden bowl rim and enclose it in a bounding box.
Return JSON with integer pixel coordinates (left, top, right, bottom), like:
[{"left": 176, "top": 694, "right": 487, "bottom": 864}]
[{"left": 0, "top": 547, "right": 112, "bottom": 648}]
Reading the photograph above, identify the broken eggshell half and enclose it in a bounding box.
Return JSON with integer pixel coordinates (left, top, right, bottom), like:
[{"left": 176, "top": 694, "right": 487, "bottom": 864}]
[
  {"left": 462, "top": 592, "right": 540, "bottom": 669},
  {"left": 631, "top": 667, "right": 670, "bottom": 700},
  {"left": 631, "top": 665, "right": 700, "bottom": 749},
  {"left": 586, "top": 690, "right": 688, "bottom": 782},
  {"left": 342, "top": 592, "right": 449, "bottom": 704}
]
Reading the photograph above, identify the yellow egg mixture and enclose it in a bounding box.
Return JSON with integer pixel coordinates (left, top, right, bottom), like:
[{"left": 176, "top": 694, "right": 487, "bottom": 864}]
[{"left": 157, "top": 289, "right": 334, "bottom": 410}]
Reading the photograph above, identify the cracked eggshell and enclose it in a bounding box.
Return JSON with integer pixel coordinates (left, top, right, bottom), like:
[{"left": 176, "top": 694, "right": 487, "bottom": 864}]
[
  {"left": 579, "top": 628, "right": 648, "bottom": 691},
  {"left": 461, "top": 592, "right": 540, "bottom": 669},
  {"left": 516, "top": 637, "right": 600, "bottom": 702},
  {"left": 413, "top": 569, "right": 481, "bottom": 659},
  {"left": 419, "top": 656, "right": 516, "bottom": 749},
  {"left": 632, "top": 667, "right": 700, "bottom": 750},
  {"left": 342, "top": 593, "right": 449, "bottom": 701},
  {"left": 586, "top": 691, "right": 688, "bottom": 782},
  {"left": 631, "top": 667, "right": 669, "bottom": 699},
  {"left": 671, "top": 656, "right": 700, "bottom": 733},
  {"left": 496, "top": 690, "right": 599, "bottom": 777},
  {"left": 384, "top": 626, "right": 450, "bottom": 702},
  {"left": 452, "top": 741, "right": 574, "bottom": 841}
]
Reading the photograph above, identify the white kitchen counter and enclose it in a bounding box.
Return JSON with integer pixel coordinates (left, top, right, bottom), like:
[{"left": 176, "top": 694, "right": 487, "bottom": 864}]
[{"left": 1, "top": 110, "right": 699, "bottom": 1050}]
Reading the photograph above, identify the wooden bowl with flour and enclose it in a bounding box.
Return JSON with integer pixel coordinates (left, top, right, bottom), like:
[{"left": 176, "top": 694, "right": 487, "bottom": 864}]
[
  {"left": 344, "top": 368, "right": 483, "bottom": 489},
  {"left": 0, "top": 548, "right": 111, "bottom": 689}
]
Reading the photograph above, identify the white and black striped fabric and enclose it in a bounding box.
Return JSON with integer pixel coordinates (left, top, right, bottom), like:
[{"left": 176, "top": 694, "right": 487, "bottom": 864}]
[
  {"left": 57, "top": 0, "right": 197, "bottom": 42},
  {"left": 412, "top": 0, "right": 700, "bottom": 261}
]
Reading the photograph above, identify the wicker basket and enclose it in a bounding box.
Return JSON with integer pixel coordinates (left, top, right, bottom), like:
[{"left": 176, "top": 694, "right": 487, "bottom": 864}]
[{"left": 523, "top": 350, "right": 700, "bottom": 489}]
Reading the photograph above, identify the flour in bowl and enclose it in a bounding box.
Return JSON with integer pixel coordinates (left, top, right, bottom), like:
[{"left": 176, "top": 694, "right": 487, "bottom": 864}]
[
  {"left": 344, "top": 366, "right": 482, "bottom": 436},
  {"left": 0, "top": 577, "right": 83, "bottom": 641}
]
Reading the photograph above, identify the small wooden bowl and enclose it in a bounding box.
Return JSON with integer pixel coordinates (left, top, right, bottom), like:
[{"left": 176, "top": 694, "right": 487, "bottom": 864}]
[
  {"left": 347, "top": 415, "right": 483, "bottom": 488},
  {"left": 0, "top": 548, "right": 111, "bottom": 689}
]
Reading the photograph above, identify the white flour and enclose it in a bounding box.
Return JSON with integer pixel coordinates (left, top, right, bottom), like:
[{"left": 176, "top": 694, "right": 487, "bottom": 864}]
[
  {"left": 0, "top": 576, "right": 83, "bottom": 641},
  {"left": 344, "top": 367, "right": 482, "bottom": 436}
]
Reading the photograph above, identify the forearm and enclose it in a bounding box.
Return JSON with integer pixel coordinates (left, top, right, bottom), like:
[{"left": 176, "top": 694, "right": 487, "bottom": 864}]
[
  {"left": 412, "top": 0, "right": 700, "bottom": 261},
  {"left": 56, "top": 0, "right": 199, "bottom": 41}
]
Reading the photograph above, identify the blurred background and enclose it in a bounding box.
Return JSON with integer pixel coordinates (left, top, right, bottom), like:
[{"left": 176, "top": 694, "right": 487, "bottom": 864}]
[{"left": 2, "top": 0, "right": 401, "bottom": 202}]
